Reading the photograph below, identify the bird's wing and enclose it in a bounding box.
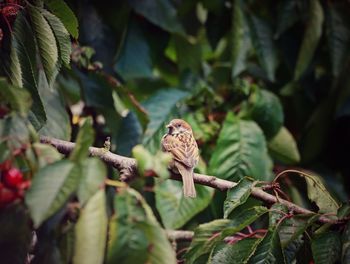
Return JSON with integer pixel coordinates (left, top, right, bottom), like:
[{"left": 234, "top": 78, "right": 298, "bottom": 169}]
[{"left": 161, "top": 134, "right": 198, "bottom": 168}]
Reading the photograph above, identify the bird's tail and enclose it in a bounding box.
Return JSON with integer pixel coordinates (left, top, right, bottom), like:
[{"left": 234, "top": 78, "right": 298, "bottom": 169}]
[{"left": 176, "top": 163, "right": 196, "bottom": 198}]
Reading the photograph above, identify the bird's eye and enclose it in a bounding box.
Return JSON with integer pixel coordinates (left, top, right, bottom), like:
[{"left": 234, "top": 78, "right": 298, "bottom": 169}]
[{"left": 177, "top": 124, "right": 181, "bottom": 127}]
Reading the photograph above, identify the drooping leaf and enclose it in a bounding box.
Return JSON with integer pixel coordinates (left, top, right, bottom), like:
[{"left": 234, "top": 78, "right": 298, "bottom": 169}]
[
  {"left": 107, "top": 188, "right": 176, "bottom": 264},
  {"left": 127, "top": 0, "right": 184, "bottom": 34},
  {"left": 249, "top": 89, "right": 284, "bottom": 139},
  {"left": 209, "top": 112, "right": 273, "bottom": 182},
  {"left": 13, "top": 12, "right": 47, "bottom": 129},
  {"left": 69, "top": 118, "right": 94, "bottom": 163},
  {"left": 25, "top": 160, "right": 81, "bottom": 227},
  {"left": 294, "top": 0, "right": 324, "bottom": 80},
  {"left": 155, "top": 180, "right": 214, "bottom": 229},
  {"left": 304, "top": 173, "right": 339, "bottom": 214},
  {"left": 9, "top": 36, "right": 22, "bottom": 87},
  {"left": 211, "top": 238, "right": 262, "bottom": 264},
  {"left": 42, "top": 9, "right": 72, "bottom": 67},
  {"left": 142, "top": 89, "right": 189, "bottom": 153},
  {"left": 311, "top": 231, "right": 341, "bottom": 264},
  {"left": 326, "top": 3, "right": 350, "bottom": 77},
  {"left": 248, "top": 15, "right": 278, "bottom": 82},
  {"left": 231, "top": 0, "right": 251, "bottom": 78},
  {"left": 249, "top": 227, "right": 286, "bottom": 264},
  {"left": 275, "top": 0, "right": 300, "bottom": 38},
  {"left": 28, "top": 5, "right": 58, "bottom": 83},
  {"left": 77, "top": 158, "right": 106, "bottom": 205},
  {"left": 268, "top": 126, "right": 300, "bottom": 164},
  {"left": 223, "top": 177, "right": 254, "bottom": 218},
  {"left": 173, "top": 35, "right": 202, "bottom": 73},
  {"left": 45, "top": 0, "right": 79, "bottom": 38},
  {"left": 73, "top": 190, "right": 107, "bottom": 264},
  {"left": 115, "top": 19, "right": 153, "bottom": 80},
  {"left": 0, "top": 78, "right": 31, "bottom": 116}
]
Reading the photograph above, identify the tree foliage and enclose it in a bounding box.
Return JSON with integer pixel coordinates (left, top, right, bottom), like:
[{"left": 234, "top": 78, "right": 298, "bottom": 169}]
[{"left": 0, "top": 0, "right": 350, "bottom": 263}]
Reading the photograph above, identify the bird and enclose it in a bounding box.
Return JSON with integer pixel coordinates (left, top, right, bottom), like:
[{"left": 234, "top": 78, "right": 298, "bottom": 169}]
[{"left": 161, "top": 119, "right": 199, "bottom": 198}]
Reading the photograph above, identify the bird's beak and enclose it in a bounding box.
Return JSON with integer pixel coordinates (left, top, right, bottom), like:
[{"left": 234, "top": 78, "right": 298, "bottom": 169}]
[{"left": 166, "top": 124, "right": 172, "bottom": 129}]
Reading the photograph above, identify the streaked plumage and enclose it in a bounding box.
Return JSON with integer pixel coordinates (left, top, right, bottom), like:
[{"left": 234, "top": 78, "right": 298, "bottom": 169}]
[{"left": 161, "top": 119, "right": 199, "bottom": 198}]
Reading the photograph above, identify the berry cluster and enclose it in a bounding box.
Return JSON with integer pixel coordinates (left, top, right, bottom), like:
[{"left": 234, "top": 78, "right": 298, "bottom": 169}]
[{"left": 0, "top": 159, "right": 30, "bottom": 208}]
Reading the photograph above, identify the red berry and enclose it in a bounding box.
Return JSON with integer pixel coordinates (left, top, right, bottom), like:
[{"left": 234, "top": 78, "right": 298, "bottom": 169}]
[
  {"left": 0, "top": 159, "right": 12, "bottom": 171},
  {"left": 3, "top": 168, "right": 23, "bottom": 188},
  {"left": 0, "top": 186, "right": 17, "bottom": 206}
]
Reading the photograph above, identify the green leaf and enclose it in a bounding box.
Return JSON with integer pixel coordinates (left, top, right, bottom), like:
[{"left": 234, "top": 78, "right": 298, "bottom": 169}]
[
  {"left": 304, "top": 173, "right": 339, "bottom": 214},
  {"left": 128, "top": 0, "right": 184, "bottom": 34},
  {"left": 248, "top": 15, "right": 278, "bottom": 82},
  {"left": 249, "top": 227, "right": 286, "bottom": 264},
  {"left": 115, "top": 19, "right": 153, "bottom": 80},
  {"left": 269, "top": 203, "right": 288, "bottom": 227},
  {"left": 268, "top": 127, "right": 300, "bottom": 164},
  {"left": 173, "top": 35, "right": 202, "bottom": 73},
  {"left": 275, "top": 0, "right": 300, "bottom": 38},
  {"left": 249, "top": 89, "right": 284, "bottom": 139},
  {"left": 9, "top": 36, "right": 23, "bottom": 87},
  {"left": 25, "top": 160, "right": 81, "bottom": 227},
  {"left": 0, "top": 78, "right": 31, "bottom": 116},
  {"left": 155, "top": 180, "right": 214, "bottom": 229},
  {"left": 107, "top": 188, "right": 176, "bottom": 264},
  {"left": 294, "top": 0, "right": 324, "bottom": 80},
  {"left": 69, "top": 118, "right": 94, "bottom": 163},
  {"left": 311, "top": 232, "right": 341, "bottom": 264},
  {"left": 45, "top": 0, "right": 79, "bottom": 38},
  {"left": 32, "top": 142, "right": 63, "bottom": 168},
  {"left": 209, "top": 112, "right": 273, "bottom": 182},
  {"left": 142, "top": 89, "right": 189, "bottom": 153},
  {"left": 28, "top": 5, "right": 58, "bottom": 83},
  {"left": 185, "top": 219, "right": 232, "bottom": 264},
  {"left": 211, "top": 238, "right": 262, "bottom": 264},
  {"left": 222, "top": 206, "right": 268, "bottom": 237},
  {"left": 73, "top": 189, "right": 107, "bottom": 264},
  {"left": 231, "top": 0, "right": 251, "bottom": 78},
  {"left": 223, "top": 177, "right": 254, "bottom": 218},
  {"left": 37, "top": 70, "right": 71, "bottom": 140},
  {"left": 13, "top": 12, "right": 47, "bottom": 129},
  {"left": 42, "top": 9, "right": 72, "bottom": 67},
  {"left": 132, "top": 145, "right": 172, "bottom": 179},
  {"left": 77, "top": 158, "right": 106, "bottom": 205},
  {"left": 326, "top": 3, "right": 350, "bottom": 77}
]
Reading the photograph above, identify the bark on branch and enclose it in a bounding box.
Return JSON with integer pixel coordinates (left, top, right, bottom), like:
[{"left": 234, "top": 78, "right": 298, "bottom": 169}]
[{"left": 40, "top": 136, "right": 340, "bottom": 224}]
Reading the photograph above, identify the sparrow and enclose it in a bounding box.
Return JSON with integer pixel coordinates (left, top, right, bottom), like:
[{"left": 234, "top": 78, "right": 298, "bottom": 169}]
[{"left": 161, "top": 119, "right": 199, "bottom": 198}]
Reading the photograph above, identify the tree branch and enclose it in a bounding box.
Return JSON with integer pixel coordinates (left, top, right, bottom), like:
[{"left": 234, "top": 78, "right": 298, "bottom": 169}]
[{"left": 40, "top": 136, "right": 340, "bottom": 224}]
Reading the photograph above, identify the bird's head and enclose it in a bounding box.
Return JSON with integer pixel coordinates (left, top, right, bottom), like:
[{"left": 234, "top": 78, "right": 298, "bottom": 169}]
[{"left": 166, "top": 119, "right": 192, "bottom": 135}]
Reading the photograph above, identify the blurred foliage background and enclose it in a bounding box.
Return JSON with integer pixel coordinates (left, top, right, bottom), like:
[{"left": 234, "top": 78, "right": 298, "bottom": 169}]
[{"left": 0, "top": 0, "right": 350, "bottom": 263}]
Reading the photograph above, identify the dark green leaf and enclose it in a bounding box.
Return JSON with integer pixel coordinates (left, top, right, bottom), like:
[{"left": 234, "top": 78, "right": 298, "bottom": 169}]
[
  {"left": 294, "top": 0, "right": 324, "bottom": 80},
  {"left": 269, "top": 203, "right": 288, "bottom": 227},
  {"left": 128, "top": 0, "right": 184, "bottom": 34},
  {"left": 275, "top": 0, "right": 300, "bottom": 38},
  {"left": 209, "top": 112, "right": 273, "bottom": 182},
  {"left": 69, "top": 118, "right": 94, "bottom": 163},
  {"left": 342, "top": 222, "right": 350, "bottom": 264},
  {"left": 211, "top": 238, "right": 262, "bottom": 264},
  {"left": 45, "top": 0, "right": 79, "bottom": 38},
  {"left": 223, "top": 177, "right": 254, "bottom": 218},
  {"left": 142, "top": 89, "right": 189, "bottom": 153},
  {"left": 174, "top": 35, "right": 202, "bottom": 73},
  {"left": 248, "top": 15, "right": 278, "bottom": 82},
  {"left": 249, "top": 89, "right": 284, "bottom": 139},
  {"left": 155, "top": 179, "right": 214, "bottom": 229},
  {"left": 249, "top": 227, "right": 286, "bottom": 264},
  {"left": 311, "top": 231, "right": 341, "bottom": 264},
  {"left": 73, "top": 189, "right": 107, "bottom": 264},
  {"left": 326, "top": 3, "right": 350, "bottom": 77},
  {"left": 28, "top": 5, "right": 58, "bottom": 82},
  {"left": 268, "top": 127, "right": 300, "bottom": 164},
  {"left": 231, "top": 0, "right": 251, "bottom": 78},
  {"left": 115, "top": 19, "right": 153, "bottom": 80},
  {"left": 25, "top": 160, "right": 81, "bottom": 227},
  {"left": 77, "top": 158, "right": 106, "bottom": 205},
  {"left": 9, "top": 36, "right": 22, "bottom": 87}
]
